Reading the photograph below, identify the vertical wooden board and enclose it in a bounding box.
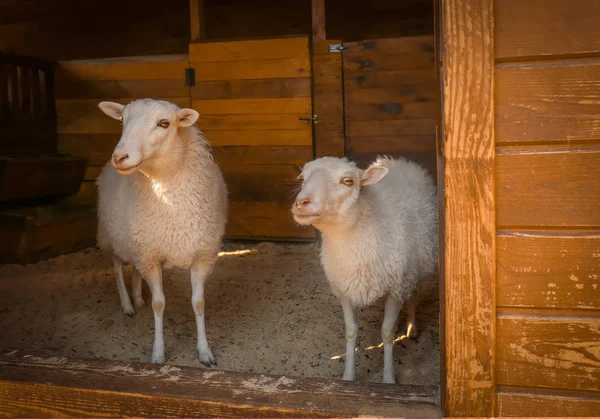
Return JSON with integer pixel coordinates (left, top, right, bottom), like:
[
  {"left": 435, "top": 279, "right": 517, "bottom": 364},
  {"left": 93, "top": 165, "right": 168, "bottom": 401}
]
[
  {"left": 497, "top": 391, "right": 600, "bottom": 417},
  {"left": 495, "top": 0, "right": 600, "bottom": 59},
  {"left": 497, "top": 232, "right": 600, "bottom": 310},
  {"left": 189, "top": 0, "right": 204, "bottom": 41},
  {"left": 442, "top": 0, "right": 496, "bottom": 416},
  {"left": 496, "top": 62, "right": 600, "bottom": 144},
  {"left": 189, "top": 37, "right": 309, "bottom": 62},
  {"left": 496, "top": 316, "right": 600, "bottom": 392},
  {"left": 496, "top": 148, "right": 600, "bottom": 227},
  {"left": 311, "top": 0, "right": 326, "bottom": 41},
  {"left": 312, "top": 40, "right": 344, "bottom": 158}
]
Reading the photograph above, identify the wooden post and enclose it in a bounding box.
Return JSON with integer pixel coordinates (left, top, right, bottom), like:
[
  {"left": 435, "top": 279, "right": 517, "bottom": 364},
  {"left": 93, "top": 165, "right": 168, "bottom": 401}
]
[
  {"left": 441, "top": 0, "right": 496, "bottom": 416},
  {"left": 311, "top": 0, "right": 326, "bottom": 41},
  {"left": 189, "top": 0, "right": 205, "bottom": 41}
]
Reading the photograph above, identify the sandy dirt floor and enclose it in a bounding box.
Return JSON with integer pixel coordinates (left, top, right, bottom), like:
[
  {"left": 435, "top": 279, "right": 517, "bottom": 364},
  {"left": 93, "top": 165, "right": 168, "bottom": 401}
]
[{"left": 0, "top": 242, "right": 439, "bottom": 386}]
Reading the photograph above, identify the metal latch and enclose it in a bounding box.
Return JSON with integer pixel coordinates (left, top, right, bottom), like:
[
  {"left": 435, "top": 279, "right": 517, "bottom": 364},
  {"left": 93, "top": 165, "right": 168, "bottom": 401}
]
[
  {"left": 185, "top": 68, "right": 196, "bottom": 87},
  {"left": 328, "top": 44, "right": 348, "bottom": 53},
  {"left": 299, "top": 114, "right": 318, "bottom": 123}
]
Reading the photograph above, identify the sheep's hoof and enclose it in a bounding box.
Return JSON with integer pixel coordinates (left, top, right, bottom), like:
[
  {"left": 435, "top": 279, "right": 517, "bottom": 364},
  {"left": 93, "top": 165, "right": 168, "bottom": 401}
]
[
  {"left": 122, "top": 305, "right": 136, "bottom": 317},
  {"left": 382, "top": 374, "right": 397, "bottom": 384},
  {"left": 199, "top": 349, "right": 217, "bottom": 367},
  {"left": 134, "top": 297, "right": 146, "bottom": 309},
  {"left": 342, "top": 373, "right": 356, "bottom": 381},
  {"left": 151, "top": 353, "right": 165, "bottom": 364},
  {"left": 408, "top": 328, "right": 418, "bottom": 341}
]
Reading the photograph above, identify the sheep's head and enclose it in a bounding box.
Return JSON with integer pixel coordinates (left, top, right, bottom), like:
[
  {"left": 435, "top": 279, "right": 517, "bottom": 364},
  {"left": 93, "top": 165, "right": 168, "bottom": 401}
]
[
  {"left": 292, "top": 157, "right": 388, "bottom": 227},
  {"left": 98, "top": 99, "right": 199, "bottom": 175}
]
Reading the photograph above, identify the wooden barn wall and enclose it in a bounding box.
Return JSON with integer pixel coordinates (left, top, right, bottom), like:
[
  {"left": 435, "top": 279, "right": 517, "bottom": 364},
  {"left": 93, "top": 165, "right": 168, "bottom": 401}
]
[
  {"left": 189, "top": 37, "right": 314, "bottom": 240},
  {"left": 342, "top": 35, "right": 438, "bottom": 179},
  {"left": 493, "top": 0, "right": 600, "bottom": 415},
  {"left": 0, "top": 0, "right": 431, "bottom": 61},
  {"left": 54, "top": 55, "right": 190, "bottom": 204}
]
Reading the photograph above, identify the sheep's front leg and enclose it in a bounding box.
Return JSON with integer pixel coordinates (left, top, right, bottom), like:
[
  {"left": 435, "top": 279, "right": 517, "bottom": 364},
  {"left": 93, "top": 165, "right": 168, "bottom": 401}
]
[
  {"left": 191, "top": 261, "right": 216, "bottom": 367},
  {"left": 382, "top": 295, "right": 402, "bottom": 384},
  {"left": 113, "top": 256, "right": 135, "bottom": 316},
  {"left": 144, "top": 265, "right": 166, "bottom": 364},
  {"left": 406, "top": 295, "right": 418, "bottom": 340},
  {"left": 132, "top": 267, "right": 145, "bottom": 309},
  {"left": 340, "top": 295, "right": 358, "bottom": 381}
]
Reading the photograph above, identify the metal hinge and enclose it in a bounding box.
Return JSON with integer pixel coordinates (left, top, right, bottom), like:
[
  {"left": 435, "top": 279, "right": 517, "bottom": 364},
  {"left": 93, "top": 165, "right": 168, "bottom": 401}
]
[
  {"left": 328, "top": 43, "right": 348, "bottom": 53},
  {"left": 185, "top": 68, "right": 196, "bottom": 87},
  {"left": 299, "top": 114, "right": 318, "bottom": 123}
]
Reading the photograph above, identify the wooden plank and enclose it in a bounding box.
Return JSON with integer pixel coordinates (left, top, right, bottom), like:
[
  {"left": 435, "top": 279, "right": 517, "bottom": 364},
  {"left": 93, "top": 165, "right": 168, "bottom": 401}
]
[
  {"left": 221, "top": 165, "right": 302, "bottom": 204},
  {"left": 344, "top": 36, "right": 435, "bottom": 55},
  {"left": 496, "top": 62, "right": 600, "bottom": 144},
  {"left": 189, "top": 38, "right": 309, "bottom": 62},
  {"left": 497, "top": 390, "right": 600, "bottom": 417},
  {"left": 55, "top": 79, "right": 189, "bottom": 100},
  {"left": 495, "top": 0, "right": 600, "bottom": 59},
  {"left": 497, "top": 231, "right": 600, "bottom": 310},
  {"left": 203, "top": 130, "right": 311, "bottom": 147},
  {"left": 191, "top": 58, "right": 310, "bottom": 81},
  {"left": 496, "top": 148, "right": 600, "bottom": 227},
  {"left": 496, "top": 315, "right": 600, "bottom": 392},
  {"left": 311, "top": 0, "right": 326, "bottom": 41},
  {"left": 58, "top": 134, "right": 120, "bottom": 157},
  {"left": 212, "top": 146, "right": 312, "bottom": 166},
  {"left": 345, "top": 102, "right": 439, "bottom": 121},
  {"left": 312, "top": 40, "right": 344, "bottom": 158},
  {"left": 64, "top": 181, "right": 97, "bottom": 205},
  {"left": 0, "top": 352, "right": 439, "bottom": 418},
  {"left": 344, "top": 51, "right": 435, "bottom": 73},
  {"left": 198, "top": 114, "right": 311, "bottom": 131},
  {"left": 346, "top": 119, "right": 436, "bottom": 137},
  {"left": 346, "top": 68, "right": 436, "bottom": 89},
  {"left": 442, "top": 0, "right": 496, "bottom": 415},
  {"left": 56, "top": 98, "right": 190, "bottom": 134},
  {"left": 348, "top": 152, "right": 437, "bottom": 180},
  {"left": 346, "top": 134, "right": 436, "bottom": 154},
  {"left": 227, "top": 202, "right": 314, "bottom": 240},
  {"left": 191, "top": 78, "right": 310, "bottom": 100},
  {"left": 193, "top": 98, "right": 311, "bottom": 115},
  {"left": 345, "top": 86, "right": 439, "bottom": 104},
  {"left": 57, "top": 58, "right": 189, "bottom": 81},
  {"left": 189, "top": 0, "right": 204, "bottom": 41},
  {"left": 84, "top": 166, "right": 102, "bottom": 181}
]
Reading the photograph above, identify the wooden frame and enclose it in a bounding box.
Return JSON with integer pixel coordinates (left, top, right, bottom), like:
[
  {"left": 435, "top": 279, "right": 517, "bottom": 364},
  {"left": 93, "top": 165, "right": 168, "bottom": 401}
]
[
  {"left": 189, "top": 0, "right": 205, "bottom": 41},
  {"left": 0, "top": 351, "right": 439, "bottom": 418},
  {"left": 440, "top": 0, "right": 496, "bottom": 416}
]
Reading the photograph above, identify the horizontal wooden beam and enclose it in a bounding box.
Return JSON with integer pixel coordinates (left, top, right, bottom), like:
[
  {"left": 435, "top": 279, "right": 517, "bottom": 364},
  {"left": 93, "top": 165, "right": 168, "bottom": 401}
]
[{"left": 0, "top": 350, "right": 440, "bottom": 418}]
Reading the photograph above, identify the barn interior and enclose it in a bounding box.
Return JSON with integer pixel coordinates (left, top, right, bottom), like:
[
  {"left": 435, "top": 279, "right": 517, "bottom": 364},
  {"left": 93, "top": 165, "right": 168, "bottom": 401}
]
[{"left": 0, "top": 0, "right": 440, "bottom": 389}]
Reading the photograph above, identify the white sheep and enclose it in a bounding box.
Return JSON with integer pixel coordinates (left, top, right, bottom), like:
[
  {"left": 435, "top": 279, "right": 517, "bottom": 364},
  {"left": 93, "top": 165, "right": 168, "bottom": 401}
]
[
  {"left": 292, "top": 156, "right": 438, "bottom": 383},
  {"left": 96, "top": 99, "right": 228, "bottom": 365}
]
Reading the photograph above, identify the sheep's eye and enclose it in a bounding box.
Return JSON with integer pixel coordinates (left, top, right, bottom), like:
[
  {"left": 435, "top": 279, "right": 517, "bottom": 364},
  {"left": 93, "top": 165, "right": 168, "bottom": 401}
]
[
  {"left": 342, "top": 177, "right": 354, "bottom": 186},
  {"left": 158, "top": 119, "right": 170, "bottom": 129},
  {"left": 297, "top": 175, "right": 304, "bottom": 183}
]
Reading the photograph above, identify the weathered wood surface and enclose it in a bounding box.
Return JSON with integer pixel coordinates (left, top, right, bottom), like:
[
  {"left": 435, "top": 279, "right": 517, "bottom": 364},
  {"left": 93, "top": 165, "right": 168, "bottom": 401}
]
[
  {"left": 496, "top": 61, "right": 600, "bottom": 144},
  {"left": 192, "top": 97, "right": 311, "bottom": 115},
  {"left": 0, "top": 351, "right": 440, "bottom": 418},
  {"left": 495, "top": 0, "right": 600, "bottom": 59},
  {"left": 189, "top": 38, "right": 309, "bottom": 62},
  {"left": 496, "top": 147, "right": 600, "bottom": 227},
  {"left": 191, "top": 78, "right": 310, "bottom": 100},
  {"left": 311, "top": 0, "right": 326, "bottom": 41},
  {"left": 496, "top": 390, "right": 600, "bottom": 417},
  {"left": 497, "top": 231, "right": 600, "bottom": 310},
  {"left": 312, "top": 40, "right": 344, "bottom": 158},
  {"left": 0, "top": 154, "right": 86, "bottom": 201},
  {"left": 441, "top": 0, "right": 496, "bottom": 416},
  {"left": 496, "top": 315, "right": 600, "bottom": 392},
  {"left": 189, "top": 0, "right": 204, "bottom": 41},
  {"left": 57, "top": 56, "right": 189, "bottom": 81},
  {"left": 0, "top": 204, "right": 97, "bottom": 264}
]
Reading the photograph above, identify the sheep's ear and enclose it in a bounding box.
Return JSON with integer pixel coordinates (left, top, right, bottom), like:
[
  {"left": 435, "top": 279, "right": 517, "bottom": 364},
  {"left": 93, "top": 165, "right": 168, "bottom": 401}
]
[
  {"left": 361, "top": 165, "right": 388, "bottom": 186},
  {"left": 177, "top": 108, "right": 199, "bottom": 127},
  {"left": 98, "top": 101, "right": 125, "bottom": 120}
]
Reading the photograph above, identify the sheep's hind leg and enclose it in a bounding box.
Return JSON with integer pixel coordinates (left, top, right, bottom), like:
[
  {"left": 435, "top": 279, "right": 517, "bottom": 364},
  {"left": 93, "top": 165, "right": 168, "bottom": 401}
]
[
  {"left": 340, "top": 295, "right": 358, "bottom": 381},
  {"left": 132, "top": 267, "right": 145, "bottom": 308},
  {"left": 382, "top": 295, "right": 402, "bottom": 384},
  {"left": 191, "top": 260, "right": 217, "bottom": 367},
  {"left": 144, "top": 265, "right": 166, "bottom": 363},
  {"left": 113, "top": 256, "right": 135, "bottom": 316}
]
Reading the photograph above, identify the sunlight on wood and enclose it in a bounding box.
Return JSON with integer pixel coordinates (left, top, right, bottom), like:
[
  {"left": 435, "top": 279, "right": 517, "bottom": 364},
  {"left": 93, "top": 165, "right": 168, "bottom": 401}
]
[
  {"left": 217, "top": 249, "right": 257, "bottom": 257},
  {"left": 329, "top": 333, "right": 409, "bottom": 360}
]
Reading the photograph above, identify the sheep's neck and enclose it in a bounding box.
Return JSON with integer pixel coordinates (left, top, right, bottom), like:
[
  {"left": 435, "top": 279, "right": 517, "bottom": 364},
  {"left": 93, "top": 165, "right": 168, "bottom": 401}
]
[
  {"left": 139, "top": 139, "right": 187, "bottom": 182},
  {"left": 316, "top": 198, "right": 367, "bottom": 240}
]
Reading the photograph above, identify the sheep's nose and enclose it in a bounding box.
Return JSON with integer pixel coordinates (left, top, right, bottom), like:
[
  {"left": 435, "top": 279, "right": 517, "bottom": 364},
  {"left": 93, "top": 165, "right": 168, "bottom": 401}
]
[
  {"left": 113, "top": 152, "right": 129, "bottom": 165},
  {"left": 296, "top": 197, "right": 311, "bottom": 208}
]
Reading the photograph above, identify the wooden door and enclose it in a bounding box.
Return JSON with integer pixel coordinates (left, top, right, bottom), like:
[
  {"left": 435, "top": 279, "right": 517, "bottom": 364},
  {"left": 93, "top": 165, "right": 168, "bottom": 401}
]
[
  {"left": 189, "top": 37, "right": 315, "bottom": 240},
  {"left": 440, "top": 0, "right": 600, "bottom": 416},
  {"left": 341, "top": 36, "right": 438, "bottom": 177}
]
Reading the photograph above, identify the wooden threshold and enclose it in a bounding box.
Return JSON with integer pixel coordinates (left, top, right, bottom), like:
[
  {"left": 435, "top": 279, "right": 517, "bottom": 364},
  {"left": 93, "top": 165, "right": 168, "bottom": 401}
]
[{"left": 0, "top": 350, "right": 440, "bottom": 418}]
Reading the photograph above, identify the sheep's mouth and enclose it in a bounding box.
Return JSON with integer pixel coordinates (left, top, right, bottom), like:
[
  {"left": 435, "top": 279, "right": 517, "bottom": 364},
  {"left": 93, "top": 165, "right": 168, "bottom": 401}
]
[
  {"left": 293, "top": 212, "right": 321, "bottom": 225},
  {"left": 115, "top": 161, "right": 143, "bottom": 175}
]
